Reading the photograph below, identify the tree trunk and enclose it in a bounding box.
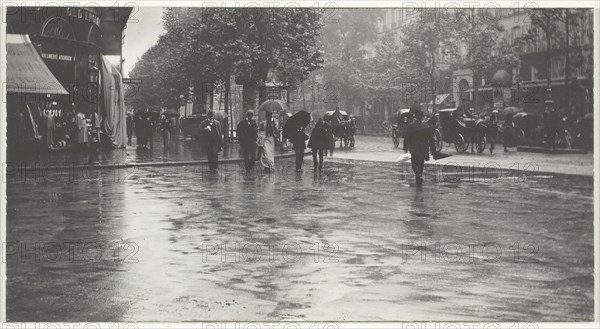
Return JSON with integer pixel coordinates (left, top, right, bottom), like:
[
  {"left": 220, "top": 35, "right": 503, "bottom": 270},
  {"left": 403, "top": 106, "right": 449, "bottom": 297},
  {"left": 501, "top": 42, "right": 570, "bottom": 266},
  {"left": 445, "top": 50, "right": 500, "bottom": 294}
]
[
  {"left": 224, "top": 75, "right": 230, "bottom": 140},
  {"left": 565, "top": 10, "right": 570, "bottom": 113},
  {"left": 546, "top": 22, "right": 552, "bottom": 102},
  {"left": 301, "top": 81, "right": 307, "bottom": 112},
  {"left": 430, "top": 51, "right": 436, "bottom": 113},
  {"left": 473, "top": 75, "right": 479, "bottom": 113}
]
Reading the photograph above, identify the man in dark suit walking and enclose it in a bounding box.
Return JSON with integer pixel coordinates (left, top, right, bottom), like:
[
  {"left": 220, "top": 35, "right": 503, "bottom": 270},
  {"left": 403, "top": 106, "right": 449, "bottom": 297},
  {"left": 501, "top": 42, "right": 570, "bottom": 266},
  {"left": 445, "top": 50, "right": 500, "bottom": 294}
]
[
  {"left": 404, "top": 109, "right": 438, "bottom": 186},
  {"left": 200, "top": 110, "right": 224, "bottom": 172},
  {"left": 237, "top": 110, "right": 258, "bottom": 170}
]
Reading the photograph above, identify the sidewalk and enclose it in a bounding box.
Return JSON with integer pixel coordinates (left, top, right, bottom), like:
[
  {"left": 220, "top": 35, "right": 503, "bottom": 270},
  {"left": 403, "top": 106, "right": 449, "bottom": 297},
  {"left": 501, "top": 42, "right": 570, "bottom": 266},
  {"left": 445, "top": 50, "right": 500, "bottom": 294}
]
[
  {"left": 330, "top": 135, "right": 595, "bottom": 177},
  {"left": 6, "top": 134, "right": 594, "bottom": 176},
  {"left": 6, "top": 134, "right": 295, "bottom": 169}
]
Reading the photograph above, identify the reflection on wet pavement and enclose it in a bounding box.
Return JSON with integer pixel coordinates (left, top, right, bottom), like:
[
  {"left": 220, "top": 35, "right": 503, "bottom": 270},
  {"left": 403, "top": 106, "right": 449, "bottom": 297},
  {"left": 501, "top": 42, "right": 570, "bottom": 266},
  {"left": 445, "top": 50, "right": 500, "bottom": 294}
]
[{"left": 6, "top": 160, "right": 594, "bottom": 321}]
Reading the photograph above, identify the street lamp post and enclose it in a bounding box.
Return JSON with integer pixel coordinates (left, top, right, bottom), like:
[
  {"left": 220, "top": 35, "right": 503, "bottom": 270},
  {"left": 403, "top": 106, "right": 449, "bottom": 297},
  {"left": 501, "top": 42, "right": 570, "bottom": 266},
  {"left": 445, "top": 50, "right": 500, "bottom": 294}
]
[{"left": 88, "top": 65, "right": 100, "bottom": 164}]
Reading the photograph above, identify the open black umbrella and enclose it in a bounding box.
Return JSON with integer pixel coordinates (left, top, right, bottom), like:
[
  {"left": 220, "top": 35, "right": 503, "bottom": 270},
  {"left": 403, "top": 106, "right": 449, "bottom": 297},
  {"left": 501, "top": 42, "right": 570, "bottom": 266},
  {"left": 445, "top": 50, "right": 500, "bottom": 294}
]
[{"left": 282, "top": 110, "right": 311, "bottom": 139}]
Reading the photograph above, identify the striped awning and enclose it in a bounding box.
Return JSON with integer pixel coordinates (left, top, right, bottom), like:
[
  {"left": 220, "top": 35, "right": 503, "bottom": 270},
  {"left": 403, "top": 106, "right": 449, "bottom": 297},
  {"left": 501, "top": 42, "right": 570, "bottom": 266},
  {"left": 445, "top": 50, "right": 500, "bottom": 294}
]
[{"left": 6, "top": 34, "right": 69, "bottom": 95}]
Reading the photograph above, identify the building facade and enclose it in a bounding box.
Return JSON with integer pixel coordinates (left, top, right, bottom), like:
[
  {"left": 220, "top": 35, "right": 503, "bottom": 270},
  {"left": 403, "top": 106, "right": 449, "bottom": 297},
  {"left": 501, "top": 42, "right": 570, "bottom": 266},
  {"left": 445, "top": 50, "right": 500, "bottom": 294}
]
[
  {"left": 7, "top": 7, "right": 131, "bottom": 115},
  {"left": 374, "top": 7, "right": 594, "bottom": 117},
  {"left": 6, "top": 6, "right": 132, "bottom": 154}
]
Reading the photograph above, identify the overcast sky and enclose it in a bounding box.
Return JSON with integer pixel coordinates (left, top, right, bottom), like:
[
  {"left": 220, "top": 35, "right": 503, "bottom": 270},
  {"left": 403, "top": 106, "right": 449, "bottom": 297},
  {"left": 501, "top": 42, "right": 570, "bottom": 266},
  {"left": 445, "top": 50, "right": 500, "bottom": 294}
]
[{"left": 122, "top": 7, "right": 165, "bottom": 77}]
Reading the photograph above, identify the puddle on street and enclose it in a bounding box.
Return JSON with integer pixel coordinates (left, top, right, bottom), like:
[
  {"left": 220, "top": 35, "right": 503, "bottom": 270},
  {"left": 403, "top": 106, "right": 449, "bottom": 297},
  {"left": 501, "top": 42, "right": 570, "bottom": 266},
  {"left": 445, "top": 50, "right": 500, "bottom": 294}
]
[{"left": 6, "top": 160, "right": 594, "bottom": 321}]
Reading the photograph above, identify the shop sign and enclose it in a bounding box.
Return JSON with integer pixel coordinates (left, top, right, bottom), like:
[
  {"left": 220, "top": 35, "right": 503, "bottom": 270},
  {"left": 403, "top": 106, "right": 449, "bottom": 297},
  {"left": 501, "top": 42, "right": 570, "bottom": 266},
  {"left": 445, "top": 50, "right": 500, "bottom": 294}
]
[
  {"left": 42, "top": 53, "right": 74, "bottom": 61},
  {"left": 66, "top": 8, "right": 101, "bottom": 27}
]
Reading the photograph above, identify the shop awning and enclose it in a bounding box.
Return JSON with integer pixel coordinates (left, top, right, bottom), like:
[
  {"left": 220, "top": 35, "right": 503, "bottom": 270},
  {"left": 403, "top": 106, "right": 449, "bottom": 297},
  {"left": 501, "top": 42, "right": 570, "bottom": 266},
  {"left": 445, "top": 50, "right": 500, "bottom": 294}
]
[
  {"left": 428, "top": 93, "right": 451, "bottom": 105},
  {"left": 6, "top": 34, "right": 69, "bottom": 95}
]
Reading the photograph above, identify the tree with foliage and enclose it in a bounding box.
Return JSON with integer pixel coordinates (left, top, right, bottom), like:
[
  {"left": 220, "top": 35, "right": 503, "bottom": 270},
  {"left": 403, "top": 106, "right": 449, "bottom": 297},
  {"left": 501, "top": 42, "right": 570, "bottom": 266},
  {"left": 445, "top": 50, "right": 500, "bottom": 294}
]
[
  {"left": 315, "top": 9, "right": 381, "bottom": 112},
  {"left": 129, "top": 35, "right": 187, "bottom": 110},
  {"left": 233, "top": 8, "right": 324, "bottom": 109},
  {"left": 399, "top": 9, "right": 463, "bottom": 110},
  {"left": 131, "top": 7, "right": 325, "bottom": 113},
  {"left": 456, "top": 9, "right": 519, "bottom": 110},
  {"left": 519, "top": 8, "right": 594, "bottom": 111}
]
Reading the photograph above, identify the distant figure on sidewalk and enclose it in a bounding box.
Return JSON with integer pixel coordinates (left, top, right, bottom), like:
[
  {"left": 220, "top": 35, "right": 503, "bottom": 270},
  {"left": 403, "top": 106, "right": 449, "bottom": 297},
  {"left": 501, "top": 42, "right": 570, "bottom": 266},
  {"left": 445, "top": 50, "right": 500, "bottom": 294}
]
[
  {"left": 290, "top": 125, "right": 309, "bottom": 172},
  {"left": 42, "top": 110, "right": 55, "bottom": 148},
  {"left": 409, "top": 100, "right": 421, "bottom": 121},
  {"left": 126, "top": 113, "right": 133, "bottom": 144},
  {"left": 200, "top": 110, "right": 223, "bottom": 172},
  {"left": 308, "top": 118, "right": 331, "bottom": 172},
  {"left": 404, "top": 109, "right": 437, "bottom": 186},
  {"left": 134, "top": 112, "right": 146, "bottom": 148},
  {"left": 323, "top": 119, "right": 334, "bottom": 156},
  {"left": 237, "top": 110, "right": 258, "bottom": 170},
  {"left": 145, "top": 113, "right": 154, "bottom": 149},
  {"left": 259, "top": 110, "right": 279, "bottom": 172},
  {"left": 160, "top": 115, "right": 172, "bottom": 150},
  {"left": 75, "top": 111, "right": 88, "bottom": 149},
  {"left": 543, "top": 104, "right": 560, "bottom": 149},
  {"left": 488, "top": 110, "right": 499, "bottom": 155},
  {"left": 503, "top": 113, "right": 518, "bottom": 152}
]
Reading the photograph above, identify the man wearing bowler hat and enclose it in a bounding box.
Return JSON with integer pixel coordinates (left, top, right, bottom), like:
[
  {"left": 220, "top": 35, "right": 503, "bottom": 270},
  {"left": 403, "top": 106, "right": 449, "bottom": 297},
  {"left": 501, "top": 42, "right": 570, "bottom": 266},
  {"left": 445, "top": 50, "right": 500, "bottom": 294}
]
[
  {"left": 237, "top": 110, "right": 259, "bottom": 170},
  {"left": 200, "top": 110, "right": 223, "bottom": 172}
]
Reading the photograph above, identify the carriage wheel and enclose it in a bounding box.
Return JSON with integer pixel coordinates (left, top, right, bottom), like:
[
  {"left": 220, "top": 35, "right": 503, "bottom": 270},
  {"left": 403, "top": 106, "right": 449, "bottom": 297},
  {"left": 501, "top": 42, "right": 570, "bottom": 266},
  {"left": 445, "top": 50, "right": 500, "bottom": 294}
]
[
  {"left": 433, "top": 129, "right": 443, "bottom": 153},
  {"left": 392, "top": 130, "right": 400, "bottom": 148},
  {"left": 454, "top": 134, "right": 468, "bottom": 153},
  {"left": 475, "top": 132, "right": 487, "bottom": 154}
]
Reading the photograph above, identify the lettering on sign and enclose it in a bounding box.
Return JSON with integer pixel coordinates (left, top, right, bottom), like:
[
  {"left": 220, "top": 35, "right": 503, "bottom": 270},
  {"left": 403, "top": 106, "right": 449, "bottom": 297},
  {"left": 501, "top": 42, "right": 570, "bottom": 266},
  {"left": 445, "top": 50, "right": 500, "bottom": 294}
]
[
  {"left": 66, "top": 8, "right": 101, "bottom": 27},
  {"left": 42, "top": 53, "right": 74, "bottom": 61}
]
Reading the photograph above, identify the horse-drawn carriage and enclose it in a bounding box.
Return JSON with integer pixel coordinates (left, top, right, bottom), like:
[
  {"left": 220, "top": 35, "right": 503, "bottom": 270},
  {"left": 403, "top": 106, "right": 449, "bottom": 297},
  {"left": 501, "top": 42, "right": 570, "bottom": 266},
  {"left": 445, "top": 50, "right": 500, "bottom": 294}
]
[
  {"left": 391, "top": 109, "right": 443, "bottom": 152},
  {"left": 324, "top": 110, "right": 356, "bottom": 149},
  {"left": 437, "top": 108, "right": 489, "bottom": 153}
]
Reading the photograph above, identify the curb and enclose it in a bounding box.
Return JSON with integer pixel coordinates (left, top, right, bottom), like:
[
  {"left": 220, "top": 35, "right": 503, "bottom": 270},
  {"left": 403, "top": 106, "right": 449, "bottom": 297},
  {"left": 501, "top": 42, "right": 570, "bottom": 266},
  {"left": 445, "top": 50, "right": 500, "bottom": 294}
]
[
  {"left": 327, "top": 157, "right": 593, "bottom": 179},
  {"left": 517, "top": 146, "right": 589, "bottom": 154},
  {"left": 8, "top": 152, "right": 300, "bottom": 171},
  {"left": 8, "top": 151, "right": 592, "bottom": 179}
]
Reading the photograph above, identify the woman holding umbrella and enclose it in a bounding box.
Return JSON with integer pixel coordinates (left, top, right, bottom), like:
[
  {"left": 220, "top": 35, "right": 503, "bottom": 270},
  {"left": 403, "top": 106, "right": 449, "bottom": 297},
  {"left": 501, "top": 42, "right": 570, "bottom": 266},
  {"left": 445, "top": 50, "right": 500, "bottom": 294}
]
[{"left": 258, "top": 110, "right": 279, "bottom": 172}]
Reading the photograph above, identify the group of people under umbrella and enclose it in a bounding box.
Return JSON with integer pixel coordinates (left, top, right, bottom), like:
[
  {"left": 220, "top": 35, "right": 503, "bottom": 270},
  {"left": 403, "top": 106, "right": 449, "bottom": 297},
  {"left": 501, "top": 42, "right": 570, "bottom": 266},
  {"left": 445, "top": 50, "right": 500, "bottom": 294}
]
[{"left": 234, "top": 102, "right": 335, "bottom": 174}]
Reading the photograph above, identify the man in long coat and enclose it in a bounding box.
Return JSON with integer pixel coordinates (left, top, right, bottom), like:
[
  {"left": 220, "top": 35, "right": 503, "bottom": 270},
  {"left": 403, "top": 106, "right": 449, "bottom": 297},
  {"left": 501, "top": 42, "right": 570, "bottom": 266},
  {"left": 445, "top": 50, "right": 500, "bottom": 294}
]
[
  {"left": 200, "top": 110, "right": 224, "bottom": 172},
  {"left": 237, "top": 110, "right": 258, "bottom": 170},
  {"left": 404, "top": 109, "right": 438, "bottom": 186}
]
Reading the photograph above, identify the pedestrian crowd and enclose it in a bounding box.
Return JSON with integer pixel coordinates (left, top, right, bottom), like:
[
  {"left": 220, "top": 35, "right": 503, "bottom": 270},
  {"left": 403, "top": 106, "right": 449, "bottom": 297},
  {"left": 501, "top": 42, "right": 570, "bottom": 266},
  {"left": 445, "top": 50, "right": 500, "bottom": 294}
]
[{"left": 235, "top": 109, "right": 334, "bottom": 174}]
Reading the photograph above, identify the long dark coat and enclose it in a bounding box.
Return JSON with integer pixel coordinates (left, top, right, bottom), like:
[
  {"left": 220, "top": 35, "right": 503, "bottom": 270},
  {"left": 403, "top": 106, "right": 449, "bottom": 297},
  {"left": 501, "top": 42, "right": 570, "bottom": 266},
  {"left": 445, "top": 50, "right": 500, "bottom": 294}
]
[
  {"left": 200, "top": 118, "right": 224, "bottom": 153},
  {"left": 404, "top": 122, "right": 436, "bottom": 161},
  {"left": 290, "top": 129, "right": 309, "bottom": 151},
  {"left": 237, "top": 118, "right": 258, "bottom": 147},
  {"left": 308, "top": 125, "right": 332, "bottom": 150}
]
